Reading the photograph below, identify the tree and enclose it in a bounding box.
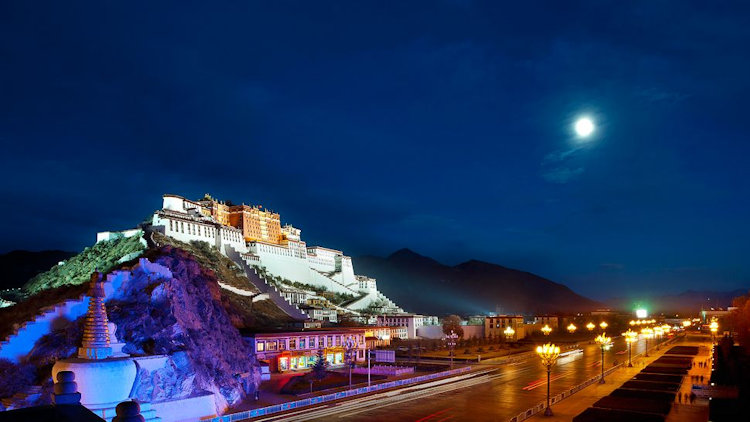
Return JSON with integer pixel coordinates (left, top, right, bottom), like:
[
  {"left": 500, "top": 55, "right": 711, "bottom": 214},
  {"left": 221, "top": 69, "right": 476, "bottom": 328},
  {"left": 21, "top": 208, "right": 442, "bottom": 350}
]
[
  {"left": 442, "top": 315, "right": 464, "bottom": 338},
  {"left": 731, "top": 291, "right": 750, "bottom": 350},
  {"left": 312, "top": 348, "right": 329, "bottom": 381}
]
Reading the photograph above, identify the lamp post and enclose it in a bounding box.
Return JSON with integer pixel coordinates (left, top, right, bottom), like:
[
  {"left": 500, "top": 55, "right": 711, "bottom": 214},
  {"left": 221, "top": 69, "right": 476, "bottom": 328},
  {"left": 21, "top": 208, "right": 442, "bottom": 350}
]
[
  {"left": 623, "top": 329, "right": 637, "bottom": 367},
  {"left": 654, "top": 326, "right": 664, "bottom": 350},
  {"left": 595, "top": 333, "right": 611, "bottom": 384},
  {"left": 709, "top": 320, "right": 718, "bottom": 344},
  {"left": 443, "top": 330, "right": 458, "bottom": 368},
  {"left": 599, "top": 321, "right": 608, "bottom": 331},
  {"left": 641, "top": 327, "right": 653, "bottom": 357},
  {"left": 541, "top": 324, "right": 552, "bottom": 336},
  {"left": 586, "top": 322, "right": 595, "bottom": 332},
  {"left": 536, "top": 343, "right": 560, "bottom": 417},
  {"left": 344, "top": 336, "right": 356, "bottom": 390},
  {"left": 567, "top": 323, "right": 577, "bottom": 334},
  {"left": 504, "top": 326, "right": 515, "bottom": 342}
]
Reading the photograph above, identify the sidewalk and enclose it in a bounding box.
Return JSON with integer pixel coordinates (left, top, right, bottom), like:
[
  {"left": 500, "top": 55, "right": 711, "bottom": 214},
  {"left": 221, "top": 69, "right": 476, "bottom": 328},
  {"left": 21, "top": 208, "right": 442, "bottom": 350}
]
[
  {"left": 666, "top": 340, "right": 712, "bottom": 422},
  {"left": 530, "top": 337, "right": 710, "bottom": 422}
]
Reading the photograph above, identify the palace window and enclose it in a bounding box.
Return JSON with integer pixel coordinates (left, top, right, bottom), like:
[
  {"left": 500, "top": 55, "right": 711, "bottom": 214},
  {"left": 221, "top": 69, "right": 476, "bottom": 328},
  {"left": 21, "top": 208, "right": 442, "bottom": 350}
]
[
  {"left": 256, "top": 342, "right": 265, "bottom": 352},
  {"left": 289, "top": 338, "right": 296, "bottom": 349}
]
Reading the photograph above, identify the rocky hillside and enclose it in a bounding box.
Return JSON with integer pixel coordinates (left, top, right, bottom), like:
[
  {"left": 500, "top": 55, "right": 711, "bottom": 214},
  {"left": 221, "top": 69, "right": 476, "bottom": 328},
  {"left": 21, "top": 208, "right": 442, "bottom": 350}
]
[
  {"left": 0, "top": 232, "right": 291, "bottom": 411},
  {"left": 354, "top": 248, "right": 601, "bottom": 316}
]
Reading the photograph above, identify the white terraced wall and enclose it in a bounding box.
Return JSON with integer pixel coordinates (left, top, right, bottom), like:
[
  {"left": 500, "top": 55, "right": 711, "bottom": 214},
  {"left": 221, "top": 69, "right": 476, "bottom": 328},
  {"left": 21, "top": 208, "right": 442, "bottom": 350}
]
[{"left": 224, "top": 246, "right": 308, "bottom": 320}]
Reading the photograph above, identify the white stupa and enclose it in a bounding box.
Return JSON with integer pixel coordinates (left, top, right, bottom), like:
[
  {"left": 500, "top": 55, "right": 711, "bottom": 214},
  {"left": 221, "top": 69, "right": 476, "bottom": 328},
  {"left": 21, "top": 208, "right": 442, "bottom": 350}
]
[{"left": 52, "top": 272, "right": 140, "bottom": 421}]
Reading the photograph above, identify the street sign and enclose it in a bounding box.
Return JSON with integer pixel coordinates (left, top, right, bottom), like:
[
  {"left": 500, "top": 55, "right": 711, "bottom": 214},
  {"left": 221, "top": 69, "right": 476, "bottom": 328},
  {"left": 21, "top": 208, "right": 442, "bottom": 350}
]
[{"left": 374, "top": 350, "right": 395, "bottom": 363}]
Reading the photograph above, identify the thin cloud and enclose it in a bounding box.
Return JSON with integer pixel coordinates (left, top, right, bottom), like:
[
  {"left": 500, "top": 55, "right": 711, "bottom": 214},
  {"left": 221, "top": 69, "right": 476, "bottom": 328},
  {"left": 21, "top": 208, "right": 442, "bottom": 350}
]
[{"left": 542, "top": 167, "right": 584, "bottom": 184}]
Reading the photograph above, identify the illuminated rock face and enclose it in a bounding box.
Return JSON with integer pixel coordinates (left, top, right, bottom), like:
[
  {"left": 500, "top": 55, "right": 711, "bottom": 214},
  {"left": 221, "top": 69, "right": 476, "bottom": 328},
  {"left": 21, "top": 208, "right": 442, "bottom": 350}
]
[{"left": 78, "top": 272, "right": 112, "bottom": 360}]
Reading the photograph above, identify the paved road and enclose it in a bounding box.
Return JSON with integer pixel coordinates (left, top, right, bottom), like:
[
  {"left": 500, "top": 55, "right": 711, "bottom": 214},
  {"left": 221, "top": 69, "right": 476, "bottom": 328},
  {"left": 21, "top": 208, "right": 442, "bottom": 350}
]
[{"left": 253, "top": 334, "right": 675, "bottom": 422}]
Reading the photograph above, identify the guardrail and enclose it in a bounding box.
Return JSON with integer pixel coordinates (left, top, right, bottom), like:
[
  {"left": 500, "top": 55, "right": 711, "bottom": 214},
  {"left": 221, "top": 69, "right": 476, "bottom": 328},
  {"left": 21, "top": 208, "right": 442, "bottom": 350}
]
[
  {"left": 507, "top": 334, "right": 681, "bottom": 422},
  {"left": 209, "top": 366, "right": 472, "bottom": 421}
]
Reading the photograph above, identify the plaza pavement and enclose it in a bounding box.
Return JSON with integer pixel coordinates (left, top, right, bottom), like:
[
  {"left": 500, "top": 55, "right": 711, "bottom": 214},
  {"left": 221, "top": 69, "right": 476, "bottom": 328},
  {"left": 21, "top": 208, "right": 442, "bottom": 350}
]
[{"left": 529, "top": 335, "right": 711, "bottom": 422}]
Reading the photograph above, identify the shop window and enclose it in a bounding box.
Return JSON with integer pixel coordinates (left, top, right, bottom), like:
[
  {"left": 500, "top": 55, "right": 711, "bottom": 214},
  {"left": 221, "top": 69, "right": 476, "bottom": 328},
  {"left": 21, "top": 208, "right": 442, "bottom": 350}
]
[
  {"left": 256, "top": 342, "right": 265, "bottom": 352},
  {"left": 289, "top": 338, "right": 296, "bottom": 349}
]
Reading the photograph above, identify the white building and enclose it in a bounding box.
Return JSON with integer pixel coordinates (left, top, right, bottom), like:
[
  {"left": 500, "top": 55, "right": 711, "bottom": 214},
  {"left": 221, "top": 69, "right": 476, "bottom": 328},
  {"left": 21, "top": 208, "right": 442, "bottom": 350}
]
[
  {"left": 376, "top": 314, "right": 428, "bottom": 339},
  {"left": 299, "top": 305, "right": 338, "bottom": 323},
  {"left": 103, "top": 194, "right": 405, "bottom": 317}
]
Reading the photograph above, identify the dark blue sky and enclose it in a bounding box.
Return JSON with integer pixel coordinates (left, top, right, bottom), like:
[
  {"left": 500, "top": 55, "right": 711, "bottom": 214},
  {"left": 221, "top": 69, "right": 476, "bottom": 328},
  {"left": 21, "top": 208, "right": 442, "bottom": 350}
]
[{"left": 2, "top": 1, "right": 749, "bottom": 299}]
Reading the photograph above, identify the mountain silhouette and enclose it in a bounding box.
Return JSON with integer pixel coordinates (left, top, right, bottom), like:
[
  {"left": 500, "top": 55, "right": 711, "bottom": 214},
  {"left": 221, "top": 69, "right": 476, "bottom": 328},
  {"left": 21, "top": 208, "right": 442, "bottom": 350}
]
[
  {"left": 0, "top": 250, "right": 76, "bottom": 291},
  {"left": 354, "top": 249, "right": 601, "bottom": 316}
]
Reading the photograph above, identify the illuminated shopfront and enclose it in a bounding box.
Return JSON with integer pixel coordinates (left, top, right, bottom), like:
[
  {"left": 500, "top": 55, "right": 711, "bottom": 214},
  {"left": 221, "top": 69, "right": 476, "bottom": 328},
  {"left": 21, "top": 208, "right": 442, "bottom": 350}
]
[{"left": 249, "top": 328, "right": 366, "bottom": 373}]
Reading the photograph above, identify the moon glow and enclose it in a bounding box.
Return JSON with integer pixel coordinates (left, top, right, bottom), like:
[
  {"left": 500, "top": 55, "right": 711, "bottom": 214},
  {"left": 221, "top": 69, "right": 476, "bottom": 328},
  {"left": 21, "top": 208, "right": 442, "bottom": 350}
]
[{"left": 574, "top": 117, "right": 595, "bottom": 138}]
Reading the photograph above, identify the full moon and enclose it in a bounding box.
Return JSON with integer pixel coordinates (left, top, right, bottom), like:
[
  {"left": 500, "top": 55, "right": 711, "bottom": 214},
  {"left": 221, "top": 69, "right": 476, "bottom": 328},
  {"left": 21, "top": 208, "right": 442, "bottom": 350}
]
[{"left": 574, "top": 117, "right": 595, "bottom": 137}]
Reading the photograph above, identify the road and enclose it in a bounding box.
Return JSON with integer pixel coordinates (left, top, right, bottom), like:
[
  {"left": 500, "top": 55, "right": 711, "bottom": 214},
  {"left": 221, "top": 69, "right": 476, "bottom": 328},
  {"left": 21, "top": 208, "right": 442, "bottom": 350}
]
[{"left": 252, "top": 334, "right": 673, "bottom": 422}]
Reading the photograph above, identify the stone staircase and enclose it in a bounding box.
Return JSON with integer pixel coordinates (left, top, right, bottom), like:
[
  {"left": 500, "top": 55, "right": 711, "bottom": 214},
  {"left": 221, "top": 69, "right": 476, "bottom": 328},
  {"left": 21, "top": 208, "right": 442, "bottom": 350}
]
[
  {"left": 0, "top": 296, "right": 90, "bottom": 363},
  {"left": 224, "top": 245, "right": 308, "bottom": 320}
]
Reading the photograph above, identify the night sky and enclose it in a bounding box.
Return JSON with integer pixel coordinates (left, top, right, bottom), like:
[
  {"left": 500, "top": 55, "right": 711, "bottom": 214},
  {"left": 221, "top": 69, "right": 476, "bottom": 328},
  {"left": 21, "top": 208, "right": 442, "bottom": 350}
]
[{"left": 2, "top": 1, "right": 749, "bottom": 299}]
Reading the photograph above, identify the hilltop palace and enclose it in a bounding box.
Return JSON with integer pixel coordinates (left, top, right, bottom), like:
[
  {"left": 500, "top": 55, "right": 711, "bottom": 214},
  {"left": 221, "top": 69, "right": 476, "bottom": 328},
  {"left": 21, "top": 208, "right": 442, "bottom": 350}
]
[{"left": 100, "top": 194, "right": 406, "bottom": 322}]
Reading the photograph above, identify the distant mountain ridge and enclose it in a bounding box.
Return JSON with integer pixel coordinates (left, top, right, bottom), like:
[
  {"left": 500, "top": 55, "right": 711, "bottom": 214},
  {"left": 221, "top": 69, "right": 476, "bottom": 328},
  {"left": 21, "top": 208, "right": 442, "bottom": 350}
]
[
  {"left": 608, "top": 289, "right": 748, "bottom": 314},
  {"left": 0, "top": 250, "right": 76, "bottom": 290},
  {"left": 354, "top": 248, "right": 601, "bottom": 316}
]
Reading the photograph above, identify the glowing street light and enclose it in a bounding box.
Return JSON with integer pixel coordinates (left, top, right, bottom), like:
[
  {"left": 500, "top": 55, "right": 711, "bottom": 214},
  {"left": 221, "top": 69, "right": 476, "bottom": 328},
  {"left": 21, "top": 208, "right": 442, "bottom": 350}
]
[
  {"left": 443, "top": 330, "right": 459, "bottom": 369},
  {"left": 641, "top": 327, "right": 654, "bottom": 357},
  {"left": 541, "top": 324, "right": 552, "bottom": 336},
  {"left": 504, "top": 326, "right": 516, "bottom": 341},
  {"left": 595, "top": 333, "right": 612, "bottom": 383},
  {"left": 599, "top": 321, "right": 608, "bottom": 331},
  {"left": 344, "top": 336, "right": 357, "bottom": 390},
  {"left": 586, "top": 322, "right": 596, "bottom": 331},
  {"left": 629, "top": 320, "right": 636, "bottom": 326},
  {"left": 567, "top": 323, "right": 577, "bottom": 334},
  {"left": 623, "top": 329, "right": 638, "bottom": 367},
  {"left": 709, "top": 320, "right": 719, "bottom": 343},
  {"left": 536, "top": 343, "right": 561, "bottom": 416}
]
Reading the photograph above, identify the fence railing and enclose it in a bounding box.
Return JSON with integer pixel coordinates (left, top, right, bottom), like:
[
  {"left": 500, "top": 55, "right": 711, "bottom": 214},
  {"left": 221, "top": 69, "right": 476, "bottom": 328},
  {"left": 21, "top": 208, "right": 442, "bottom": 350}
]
[
  {"left": 209, "top": 366, "right": 472, "bottom": 422},
  {"left": 507, "top": 334, "right": 682, "bottom": 422}
]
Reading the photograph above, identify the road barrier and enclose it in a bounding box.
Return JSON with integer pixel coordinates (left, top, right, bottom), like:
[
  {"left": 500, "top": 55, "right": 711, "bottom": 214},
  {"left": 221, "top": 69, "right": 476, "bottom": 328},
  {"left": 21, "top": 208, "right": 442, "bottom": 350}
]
[
  {"left": 209, "top": 366, "right": 472, "bottom": 421},
  {"left": 507, "top": 335, "right": 681, "bottom": 422}
]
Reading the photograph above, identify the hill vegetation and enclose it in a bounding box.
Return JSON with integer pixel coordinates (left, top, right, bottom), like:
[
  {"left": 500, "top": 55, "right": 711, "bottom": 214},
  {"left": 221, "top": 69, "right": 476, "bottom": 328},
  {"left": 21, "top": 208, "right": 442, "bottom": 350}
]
[{"left": 22, "top": 234, "right": 146, "bottom": 295}]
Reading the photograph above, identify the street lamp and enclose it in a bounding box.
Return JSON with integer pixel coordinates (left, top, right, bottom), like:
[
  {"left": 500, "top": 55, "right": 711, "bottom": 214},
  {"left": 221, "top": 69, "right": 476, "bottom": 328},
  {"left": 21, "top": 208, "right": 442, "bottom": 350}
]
[
  {"left": 599, "top": 321, "right": 608, "bottom": 331},
  {"left": 542, "top": 324, "right": 552, "bottom": 336},
  {"left": 504, "top": 326, "right": 515, "bottom": 342},
  {"left": 595, "top": 333, "right": 611, "bottom": 384},
  {"left": 567, "top": 323, "right": 577, "bottom": 334},
  {"left": 443, "top": 330, "right": 459, "bottom": 368},
  {"left": 586, "top": 322, "right": 596, "bottom": 331},
  {"left": 709, "top": 320, "right": 719, "bottom": 343},
  {"left": 536, "top": 343, "right": 561, "bottom": 417},
  {"left": 344, "top": 336, "right": 357, "bottom": 390},
  {"left": 641, "top": 327, "right": 654, "bottom": 357},
  {"left": 623, "top": 329, "right": 638, "bottom": 367}
]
